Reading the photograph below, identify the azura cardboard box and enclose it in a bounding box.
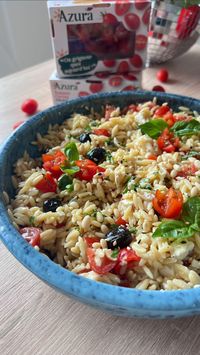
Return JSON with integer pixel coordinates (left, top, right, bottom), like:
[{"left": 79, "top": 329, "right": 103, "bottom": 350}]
[{"left": 47, "top": 0, "right": 151, "bottom": 78}]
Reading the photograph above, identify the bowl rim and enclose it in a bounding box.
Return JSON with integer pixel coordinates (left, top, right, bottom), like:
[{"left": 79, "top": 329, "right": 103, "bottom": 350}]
[{"left": 1, "top": 90, "right": 200, "bottom": 314}]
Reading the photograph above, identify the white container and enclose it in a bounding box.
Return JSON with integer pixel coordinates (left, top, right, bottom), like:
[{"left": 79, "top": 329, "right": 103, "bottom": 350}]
[
  {"left": 50, "top": 71, "right": 142, "bottom": 104},
  {"left": 47, "top": 0, "right": 151, "bottom": 78}
]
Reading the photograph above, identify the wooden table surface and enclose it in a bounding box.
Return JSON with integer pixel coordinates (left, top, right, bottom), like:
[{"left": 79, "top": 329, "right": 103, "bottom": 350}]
[{"left": 0, "top": 45, "right": 200, "bottom": 355}]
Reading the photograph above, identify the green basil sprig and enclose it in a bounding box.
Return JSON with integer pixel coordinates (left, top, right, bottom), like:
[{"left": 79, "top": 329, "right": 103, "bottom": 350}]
[
  {"left": 170, "top": 119, "right": 200, "bottom": 137},
  {"left": 139, "top": 119, "right": 168, "bottom": 139},
  {"left": 64, "top": 142, "right": 79, "bottom": 163},
  {"left": 153, "top": 197, "right": 200, "bottom": 239},
  {"left": 61, "top": 166, "right": 80, "bottom": 175}
]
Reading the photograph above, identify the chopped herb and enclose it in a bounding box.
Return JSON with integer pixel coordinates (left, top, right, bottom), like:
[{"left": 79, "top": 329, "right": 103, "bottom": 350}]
[
  {"left": 139, "top": 178, "right": 152, "bottom": 190},
  {"left": 129, "top": 227, "right": 136, "bottom": 233},
  {"left": 58, "top": 174, "right": 73, "bottom": 192},
  {"left": 106, "top": 151, "right": 113, "bottom": 163},
  {"left": 171, "top": 119, "right": 200, "bottom": 137},
  {"left": 64, "top": 142, "right": 79, "bottom": 163},
  {"left": 139, "top": 119, "right": 168, "bottom": 139},
  {"left": 181, "top": 151, "right": 200, "bottom": 160},
  {"left": 29, "top": 216, "right": 35, "bottom": 226},
  {"left": 61, "top": 166, "right": 80, "bottom": 175},
  {"left": 111, "top": 249, "right": 119, "bottom": 258},
  {"left": 90, "top": 120, "right": 100, "bottom": 127},
  {"left": 85, "top": 125, "right": 92, "bottom": 132}
]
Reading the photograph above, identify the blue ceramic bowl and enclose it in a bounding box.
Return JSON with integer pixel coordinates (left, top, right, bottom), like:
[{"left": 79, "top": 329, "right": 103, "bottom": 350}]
[{"left": 1, "top": 90, "right": 200, "bottom": 319}]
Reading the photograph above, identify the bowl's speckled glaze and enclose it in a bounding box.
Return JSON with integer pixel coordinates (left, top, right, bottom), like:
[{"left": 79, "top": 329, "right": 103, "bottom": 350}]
[{"left": 0, "top": 91, "right": 200, "bottom": 319}]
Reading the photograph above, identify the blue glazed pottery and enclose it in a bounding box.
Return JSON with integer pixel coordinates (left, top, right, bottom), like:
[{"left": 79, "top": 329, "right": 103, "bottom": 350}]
[{"left": 0, "top": 90, "right": 200, "bottom": 319}]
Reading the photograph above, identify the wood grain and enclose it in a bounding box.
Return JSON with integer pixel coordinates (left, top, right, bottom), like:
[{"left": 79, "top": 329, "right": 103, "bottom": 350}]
[{"left": 0, "top": 45, "right": 200, "bottom": 355}]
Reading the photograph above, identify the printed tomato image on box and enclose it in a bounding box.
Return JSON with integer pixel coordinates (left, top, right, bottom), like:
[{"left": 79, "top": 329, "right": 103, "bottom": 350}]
[
  {"left": 47, "top": 0, "right": 151, "bottom": 78},
  {"left": 50, "top": 71, "right": 141, "bottom": 104}
]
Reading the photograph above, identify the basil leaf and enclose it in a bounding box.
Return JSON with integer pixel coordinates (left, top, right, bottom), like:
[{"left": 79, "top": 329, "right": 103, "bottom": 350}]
[
  {"left": 171, "top": 119, "right": 200, "bottom": 137},
  {"left": 111, "top": 249, "right": 119, "bottom": 259},
  {"left": 85, "top": 125, "right": 92, "bottom": 132},
  {"left": 64, "top": 142, "right": 79, "bottom": 162},
  {"left": 139, "top": 119, "right": 168, "bottom": 139},
  {"left": 181, "top": 151, "right": 200, "bottom": 160},
  {"left": 58, "top": 175, "right": 73, "bottom": 191},
  {"left": 61, "top": 166, "right": 80, "bottom": 175},
  {"left": 181, "top": 197, "right": 200, "bottom": 227},
  {"left": 153, "top": 220, "right": 195, "bottom": 239}
]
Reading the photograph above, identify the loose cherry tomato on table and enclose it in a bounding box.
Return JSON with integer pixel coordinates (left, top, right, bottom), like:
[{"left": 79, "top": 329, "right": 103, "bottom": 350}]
[
  {"left": 176, "top": 163, "right": 197, "bottom": 178},
  {"left": 20, "top": 227, "right": 41, "bottom": 247},
  {"left": 152, "top": 85, "right": 165, "bottom": 92},
  {"left": 75, "top": 159, "right": 105, "bottom": 182},
  {"left": 87, "top": 248, "right": 117, "bottom": 275},
  {"left": 114, "top": 248, "right": 141, "bottom": 275},
  {"left": 35, "top": 172, "right": 57, "bottom": 193},
  {"left": 93, "top": 129, "right": 110, "bottom": 137},
  {"left": 156, "top": 69, "right": 169, "bottom": 83},
  {"left": 153, "top": 188, "right": 183, "bottom": 218},
  {"left": 115, "top": 0, "right": 130, "bottom": 16},
  {"left": 21, "top": 98, "right": 38, "bottom": 115},
  {"left": 42, "top": 151, "right": 67, "bottom": 179},
  {"left": 157, "top": 128, "right": 180, "bottom": 153},
  {"left": 115, "top": 216, "right": 127, "bottom": 226}
]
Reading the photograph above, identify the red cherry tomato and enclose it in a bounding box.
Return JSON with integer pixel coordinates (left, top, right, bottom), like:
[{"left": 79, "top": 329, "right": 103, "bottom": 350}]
[
  {"left": 117, "top": 61, "right": 130, "bottom": 74},
  {"left": 13, "top": 120, "right": 25, "bottom": 130},
  {"left": 42, "top": 151, "right": 67, "bottom": 179},
  {"left": 154, "top": 106, "right": 175, "bottom": 127},
  {"left": 93, "top": 129, "right": 110, "bottom": 137},
  {"left": 154, "top": 105, "right": 170, "bottom": 117},
  {"left": 109, "top": 76, "right": 123, "bottom": 87},
  {"left": 152, "top": 85, "right": 165, "bottom": 92},
  {"left": 148, "top": 154, "right": 157, "bottom": 160},
  {"left": 114, "top": 248, "right": 141, "bottom": 275},
  {"left": 21, "top": 98, "right": 38, "bottom": 115},
  {"left": 84, "top": 236, "right": 100, "bottom": 247},
  {"left": 79, "top": 91, "right": 89, "bottom": 97},
  {"left": 87, "top": 248, "right": 117, "bottom": 275},
  {"left": 135, "top": 34, "right": 148, "bottom": 50},
  {"left": 35, "top": 172, "right": 57, "bottom": 193},
  {"left": 103, "top": 60, "right": 116, "bottom": 68},
  {"left": 125, "top": 13, "right": 140, "bottom": 30},
  {"left": 176, "top": 163, "right": 197, "bottom": 178},
  {"left": 130, "top": 54, "right": 143, "bottom": 68},
  {"left": 20, "top": 227, "right": 41, "bottom": 247},
  {"left": 75, "top": 159, "right": 105, "bottom": 182},
  {"left": 115, "top": 0, "right": 130, "bottom": 16},
  {"left": 157, "top": 128, "right": 180, "bottom": 153},
  {"left": 157, "top": 69, "right": 169, "bottom": 83},
  {"left": 103, "top": 13, "right": 118, "bottom": 25},
  {"left": 115, "top": 216, "right": 127, "bottom": 226},
  {"left": 104, "top": 105, "right": 116, "bottom": 120},
  {"left": 89, "top": 82, "right": 103, "bottom": 94},
  {"left": 153, "top": 188, "right": 183, "bottom": 218},
  {"left": 135, "top": 0, "right": 148, "bottom": 10}
]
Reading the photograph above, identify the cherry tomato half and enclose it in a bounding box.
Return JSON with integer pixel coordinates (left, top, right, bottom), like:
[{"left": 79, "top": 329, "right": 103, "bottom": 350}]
[
  {"left": 157, "top": 128, "right": 180, "bottom": 153},
  {"left": 152, "top": 85, "right": 165, "bottom": 92},
  {"left": 87, "top": 248, "right": 117, "bottom": 275},
  {"left": 21, "top": 98, "right": 38, "bottom": 115},
  {"left": 152, "top": 188, "right": 183, "bottom": 218},
  {"left": 35, "top": 172, "right": 57, "bottom": 193},
  {"left": 93, "top": 129, "right": 110, "bottom": 137},
  {"left": 154, "top": 105, "right": 170, "bottom": 117},
  {"left": 176, "top": 163, "right": 197, "bottom": 178},
  {"left": 84, "top": 236, "right": 100, "bottom": 248},
  {"left": 115, "top": 216, "right": 127, "bottom": 226},
  {"left": 75, "top": 159, "right": 105, "bottom": 182},
  {"left": 114, "top": 248, "right": 141, "bottom": 275},
  {"left": 42, "top": 151, "right": 67, "bottom": 179},
  {"left": 20, "top": 227, "right": 41, "bottom": 247}
]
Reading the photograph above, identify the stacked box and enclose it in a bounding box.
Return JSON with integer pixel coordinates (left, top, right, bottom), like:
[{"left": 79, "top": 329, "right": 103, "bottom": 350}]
[{"left": 47, "top": 0, "right": 151, "bottom": 103}]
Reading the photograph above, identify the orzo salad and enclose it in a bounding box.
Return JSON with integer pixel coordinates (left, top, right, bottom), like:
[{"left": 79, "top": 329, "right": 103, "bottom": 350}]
[{"left": 7, "top": 99, "right": 200, "bottom": 290}]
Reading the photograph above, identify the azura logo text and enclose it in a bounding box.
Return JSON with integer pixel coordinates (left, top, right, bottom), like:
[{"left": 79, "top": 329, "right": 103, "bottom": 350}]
[{"left": 58, "top": 10, "right": 93, "bottom": 23}]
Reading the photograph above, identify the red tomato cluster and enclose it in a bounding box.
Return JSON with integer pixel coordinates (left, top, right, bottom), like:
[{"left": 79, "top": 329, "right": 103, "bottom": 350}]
[
  {"left": 42, "top": 151, "right": 67, "bottom": 179},
  {"left": 75, "top": 159, "right": 105, "bottom": 182}
]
